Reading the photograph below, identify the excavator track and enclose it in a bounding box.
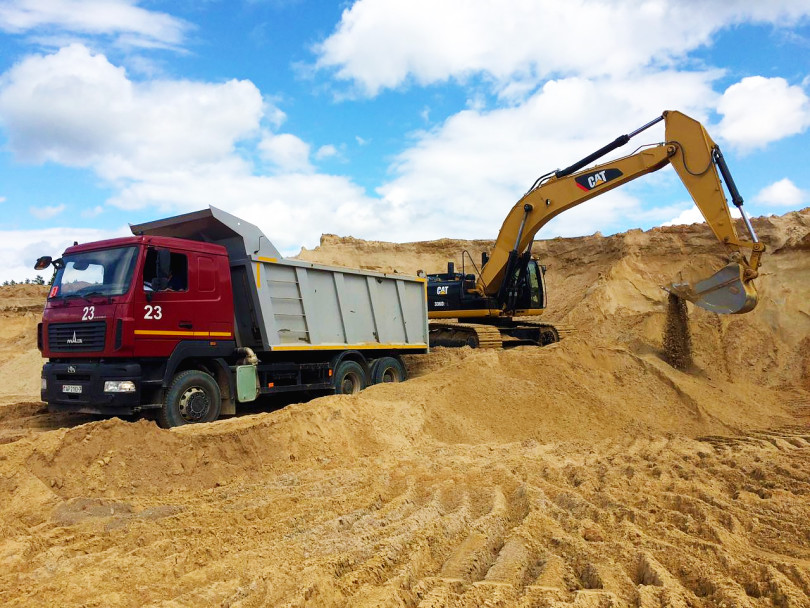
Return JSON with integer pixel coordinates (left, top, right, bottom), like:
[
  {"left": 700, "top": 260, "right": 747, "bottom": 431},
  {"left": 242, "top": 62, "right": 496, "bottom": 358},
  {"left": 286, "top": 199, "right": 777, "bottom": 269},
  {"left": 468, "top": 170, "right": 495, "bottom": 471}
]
[
  {"left": 429, "top": 320, "right": 574, "bottom": 349},
  {"left": 513, "top": 319, "right": 578, "bottom": 340},
  {"left": 428, "top": 322, "right": 504, "bottom": 349}
]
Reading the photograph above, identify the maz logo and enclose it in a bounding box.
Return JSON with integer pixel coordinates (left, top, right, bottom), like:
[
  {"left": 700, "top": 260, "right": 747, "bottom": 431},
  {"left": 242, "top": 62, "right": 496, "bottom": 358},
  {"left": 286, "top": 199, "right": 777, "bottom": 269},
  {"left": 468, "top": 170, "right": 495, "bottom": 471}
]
[{"left": 66, "top": 332, "right": 83, "bottom": 344}]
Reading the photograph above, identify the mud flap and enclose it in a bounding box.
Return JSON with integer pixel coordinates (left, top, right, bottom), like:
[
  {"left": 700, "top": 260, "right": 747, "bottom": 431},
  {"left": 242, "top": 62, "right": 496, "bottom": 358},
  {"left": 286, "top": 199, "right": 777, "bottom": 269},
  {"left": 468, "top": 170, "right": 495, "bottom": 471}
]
[{"left": 664, "top": 263, "right": 758, "bottom": 315}]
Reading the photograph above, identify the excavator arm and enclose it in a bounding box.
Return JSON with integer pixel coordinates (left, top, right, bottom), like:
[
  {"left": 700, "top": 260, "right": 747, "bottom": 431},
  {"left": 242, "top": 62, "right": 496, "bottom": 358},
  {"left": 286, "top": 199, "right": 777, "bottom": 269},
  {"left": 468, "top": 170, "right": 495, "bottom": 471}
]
[{"left": 478, "top": 110, "right": 765, "bottom": 314}]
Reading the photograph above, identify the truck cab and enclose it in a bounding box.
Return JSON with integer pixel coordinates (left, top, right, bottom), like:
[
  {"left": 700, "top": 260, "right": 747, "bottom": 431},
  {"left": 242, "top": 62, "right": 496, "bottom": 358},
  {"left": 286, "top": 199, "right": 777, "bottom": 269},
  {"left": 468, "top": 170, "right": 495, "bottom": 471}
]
[{"left": 39, "top": 235, "right": 235, "bottom": 418}]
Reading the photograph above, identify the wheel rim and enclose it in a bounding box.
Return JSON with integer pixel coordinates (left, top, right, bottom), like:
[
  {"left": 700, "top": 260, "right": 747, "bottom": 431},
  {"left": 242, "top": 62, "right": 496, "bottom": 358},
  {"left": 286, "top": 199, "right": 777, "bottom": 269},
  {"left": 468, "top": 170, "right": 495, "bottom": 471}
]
[
  {"left": 341, "top": 372, "right": 362, "bottom": 394},
  {"left": 178, "top": 386, "right": 210, "bottom": 422}
]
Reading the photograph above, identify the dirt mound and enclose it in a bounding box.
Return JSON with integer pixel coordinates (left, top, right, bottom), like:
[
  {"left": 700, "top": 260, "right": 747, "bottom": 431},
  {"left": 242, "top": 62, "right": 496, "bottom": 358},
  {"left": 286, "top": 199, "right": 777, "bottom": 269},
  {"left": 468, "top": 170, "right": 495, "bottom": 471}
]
[{"left": 0, "top": 209, "right": 808, "bottom": 606}]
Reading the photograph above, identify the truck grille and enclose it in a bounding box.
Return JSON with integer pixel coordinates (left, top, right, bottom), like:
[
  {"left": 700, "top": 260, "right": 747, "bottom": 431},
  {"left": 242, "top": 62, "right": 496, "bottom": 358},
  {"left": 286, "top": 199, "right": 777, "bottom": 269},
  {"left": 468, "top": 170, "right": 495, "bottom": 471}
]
[{"left": 48, "top": 322, "right": 107, "bottom": 352}]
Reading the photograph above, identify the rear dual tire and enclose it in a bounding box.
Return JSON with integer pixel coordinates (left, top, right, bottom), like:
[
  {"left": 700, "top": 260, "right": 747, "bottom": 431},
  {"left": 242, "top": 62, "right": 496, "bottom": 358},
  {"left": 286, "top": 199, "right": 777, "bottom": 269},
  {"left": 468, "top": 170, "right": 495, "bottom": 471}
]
[
  {"left": 332, "top": 356, "right": 407, "bottom": 395},
  {"left": 333, "top": 360, "right": 367, "bottom": 395},
  {"left": 370, "top": 356, "right": 407, "bottom": 384}
]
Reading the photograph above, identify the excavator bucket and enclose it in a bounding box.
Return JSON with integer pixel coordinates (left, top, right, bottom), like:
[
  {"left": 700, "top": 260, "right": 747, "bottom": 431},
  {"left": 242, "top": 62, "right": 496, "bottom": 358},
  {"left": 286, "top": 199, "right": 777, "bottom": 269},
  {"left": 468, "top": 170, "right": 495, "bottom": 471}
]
[{"left": 664, "top": 262, "right": 758, "bottom": 315}]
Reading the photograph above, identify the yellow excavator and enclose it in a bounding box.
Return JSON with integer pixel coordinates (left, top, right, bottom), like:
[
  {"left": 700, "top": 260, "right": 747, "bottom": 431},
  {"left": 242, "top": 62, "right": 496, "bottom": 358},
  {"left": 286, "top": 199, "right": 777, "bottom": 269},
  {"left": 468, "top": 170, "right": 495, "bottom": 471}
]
[{"left": 427, "top": 110, "right": 766, "bottom": 348}]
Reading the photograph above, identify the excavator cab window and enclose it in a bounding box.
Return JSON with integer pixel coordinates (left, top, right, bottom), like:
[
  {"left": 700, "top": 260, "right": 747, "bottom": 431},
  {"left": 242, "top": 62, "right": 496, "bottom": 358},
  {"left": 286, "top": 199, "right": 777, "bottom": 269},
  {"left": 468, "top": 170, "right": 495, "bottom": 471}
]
[
  {"left": 509, "top": 259, "right": 544, "bottom": 311},
  {"left": 527, "top": 261, "right": 542, "bottom": 309}
]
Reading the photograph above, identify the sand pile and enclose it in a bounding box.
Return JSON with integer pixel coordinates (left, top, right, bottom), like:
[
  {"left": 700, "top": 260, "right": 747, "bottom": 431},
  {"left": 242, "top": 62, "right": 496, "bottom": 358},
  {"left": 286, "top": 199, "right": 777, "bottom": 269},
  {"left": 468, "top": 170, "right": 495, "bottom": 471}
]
[{"left": 0, "top": 209, "right": 808, "bottom": 606}]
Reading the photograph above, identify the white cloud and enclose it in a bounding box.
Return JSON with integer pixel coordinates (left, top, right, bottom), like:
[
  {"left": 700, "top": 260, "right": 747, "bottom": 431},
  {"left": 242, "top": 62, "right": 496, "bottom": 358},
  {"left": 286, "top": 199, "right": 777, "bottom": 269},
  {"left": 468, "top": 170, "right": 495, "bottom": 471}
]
[
  {"left": 315, "top": 0, "right": 810, "bottom": 97},
  {"left": 717, "top": 76, "right": 810, "bottom": 151},
  {"left": 81, "top": 205, "right": 105, "bottom": 218},
  {"left": 0, "top": 0, "right": 189, "bottom": 49},
  {"left": 663, "top": 204, "right": 742, "bottom": 227},
  {"left": 0, "top": 225, "right": 129, "bottom": 283},
  {"left": 0, "top": 44, "right": 264, "bottom": 178},
  {"left": 754, "top": 178, "right": 808, "bottom": 207},
  {"left": 542, "top": 190, "right": 688, "bottom": 238},
  {"left": 663, "top": 206, "right": 706, "bottom": 226},
  {"left": 0, "top": 44, "right": 388, "bottom": 258},
  {"left": 314, "top": 144, "right": 338, "bottom": 160},
  {"left": 258, "top": 131, "right": 312, "bottom": 172},
  {"left": 1, "top": 19, "right": 806, "bottom": 285},
  {"left": 30, "top": 203, "right": 66, "bottom": 219},
  {"left": 105, "top": 172, "right": 384, "bottom": 253},
  {"left": 0, "top": 196, "right": 6, "bottom": 203},
  {"left": 374, "top": 71, "right": 720, "bottom": 241}
]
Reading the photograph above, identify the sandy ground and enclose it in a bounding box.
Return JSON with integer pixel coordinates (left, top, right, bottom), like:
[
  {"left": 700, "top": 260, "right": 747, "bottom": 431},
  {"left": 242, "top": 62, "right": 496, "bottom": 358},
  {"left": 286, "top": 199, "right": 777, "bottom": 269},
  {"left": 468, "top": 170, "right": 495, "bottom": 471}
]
[{"left": 0, "top": 209, "right": 808, "bottom": 607}]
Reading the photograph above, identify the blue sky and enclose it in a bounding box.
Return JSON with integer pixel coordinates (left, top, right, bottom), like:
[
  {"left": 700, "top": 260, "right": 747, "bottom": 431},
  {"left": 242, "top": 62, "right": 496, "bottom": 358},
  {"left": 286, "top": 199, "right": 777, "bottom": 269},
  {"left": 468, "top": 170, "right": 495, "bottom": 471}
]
[{"left": 0, "top": 0, "right": 808, "bottom": 281}]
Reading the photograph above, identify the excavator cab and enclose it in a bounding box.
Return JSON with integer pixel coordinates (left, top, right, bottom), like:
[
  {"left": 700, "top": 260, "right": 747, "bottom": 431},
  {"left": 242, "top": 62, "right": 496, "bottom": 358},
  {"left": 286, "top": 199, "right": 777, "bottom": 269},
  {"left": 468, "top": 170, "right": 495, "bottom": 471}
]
[{"left": 508, "top": 258, "right": 546, "bottom": 313}]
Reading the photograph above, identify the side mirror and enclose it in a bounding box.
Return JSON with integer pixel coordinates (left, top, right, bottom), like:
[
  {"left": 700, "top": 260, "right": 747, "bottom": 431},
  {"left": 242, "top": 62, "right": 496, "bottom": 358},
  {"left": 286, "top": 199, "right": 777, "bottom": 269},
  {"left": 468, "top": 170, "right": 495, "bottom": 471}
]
[{"left": 34, "top": 256, "right": 52, "bottom": 270}]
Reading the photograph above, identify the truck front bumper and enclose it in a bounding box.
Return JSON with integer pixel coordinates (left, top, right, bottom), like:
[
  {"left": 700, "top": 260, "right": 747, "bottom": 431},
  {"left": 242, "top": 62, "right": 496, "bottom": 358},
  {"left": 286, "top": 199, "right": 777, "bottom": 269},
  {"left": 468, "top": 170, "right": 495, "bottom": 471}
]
[{"left": 42, "top": 361, "right": 144, "bottom": 416}]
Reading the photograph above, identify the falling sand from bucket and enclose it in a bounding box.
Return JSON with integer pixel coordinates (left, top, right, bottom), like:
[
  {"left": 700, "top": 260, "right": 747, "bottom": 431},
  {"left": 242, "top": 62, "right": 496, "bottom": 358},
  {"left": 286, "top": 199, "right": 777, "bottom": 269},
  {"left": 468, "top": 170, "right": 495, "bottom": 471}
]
[{"left": 663, "top": 293, "right": 692, "bottom": 370}]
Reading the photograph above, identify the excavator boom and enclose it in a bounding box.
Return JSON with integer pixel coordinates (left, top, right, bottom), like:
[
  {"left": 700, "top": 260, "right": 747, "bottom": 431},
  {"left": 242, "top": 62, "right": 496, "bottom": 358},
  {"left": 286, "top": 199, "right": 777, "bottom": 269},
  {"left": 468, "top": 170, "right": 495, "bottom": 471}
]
[{"left": 478, "top": 110, "right": 764, "bottom": 315}]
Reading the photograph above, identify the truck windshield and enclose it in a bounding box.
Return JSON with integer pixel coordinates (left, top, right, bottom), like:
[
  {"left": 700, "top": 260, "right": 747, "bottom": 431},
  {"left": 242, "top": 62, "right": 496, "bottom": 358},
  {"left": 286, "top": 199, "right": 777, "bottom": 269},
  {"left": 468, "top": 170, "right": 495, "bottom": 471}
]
[{"left": 50, "top": 246, "right": 139, "bottom": 299}]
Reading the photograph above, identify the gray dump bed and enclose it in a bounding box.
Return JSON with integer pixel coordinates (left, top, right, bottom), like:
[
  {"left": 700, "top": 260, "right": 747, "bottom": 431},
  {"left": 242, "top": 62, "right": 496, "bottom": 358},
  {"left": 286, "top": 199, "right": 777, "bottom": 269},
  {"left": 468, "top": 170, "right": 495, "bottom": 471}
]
[{"left": 132, "top": 206, "right": 428, "bottom": 354}]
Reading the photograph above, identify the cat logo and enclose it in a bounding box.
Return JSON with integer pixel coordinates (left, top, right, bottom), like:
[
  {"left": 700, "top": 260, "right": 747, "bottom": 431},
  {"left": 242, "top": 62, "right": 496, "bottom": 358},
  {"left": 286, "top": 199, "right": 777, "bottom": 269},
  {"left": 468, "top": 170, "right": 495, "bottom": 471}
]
[
  {"left": 588, "top": 171, "right": 607, "bottom": 188},
  {"left": 575, "top": 168, "right": 623, "bottom": 192},
  {"left": 436, "top": 286, "right": 449, "bottom": 295}
]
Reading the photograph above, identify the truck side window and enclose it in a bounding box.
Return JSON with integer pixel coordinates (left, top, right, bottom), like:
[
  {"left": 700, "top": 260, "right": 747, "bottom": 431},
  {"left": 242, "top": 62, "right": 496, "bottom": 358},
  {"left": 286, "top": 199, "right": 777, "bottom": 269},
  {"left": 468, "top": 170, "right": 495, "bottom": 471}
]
[
  {"left": 166, "top": 254, "right": 188, "bottom": 291},
  {"left": 143, "top": 250, "right": 188, "bottom": 292}
]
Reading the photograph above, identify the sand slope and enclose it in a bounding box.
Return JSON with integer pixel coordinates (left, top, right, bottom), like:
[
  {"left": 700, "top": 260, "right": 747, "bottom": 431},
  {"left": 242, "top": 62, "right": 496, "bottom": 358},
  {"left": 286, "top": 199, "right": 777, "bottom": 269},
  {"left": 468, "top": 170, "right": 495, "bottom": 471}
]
[{"left": 0, "top": 210, "right": 808, "bottom": 606}]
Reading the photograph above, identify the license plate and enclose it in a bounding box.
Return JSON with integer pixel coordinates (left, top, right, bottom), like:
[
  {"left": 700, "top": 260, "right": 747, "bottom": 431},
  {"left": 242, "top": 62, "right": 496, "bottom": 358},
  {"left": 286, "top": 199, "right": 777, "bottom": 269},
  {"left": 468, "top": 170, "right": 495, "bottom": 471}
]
[{"left": 62, "top": 385, "right": 83, "bottom": 394}]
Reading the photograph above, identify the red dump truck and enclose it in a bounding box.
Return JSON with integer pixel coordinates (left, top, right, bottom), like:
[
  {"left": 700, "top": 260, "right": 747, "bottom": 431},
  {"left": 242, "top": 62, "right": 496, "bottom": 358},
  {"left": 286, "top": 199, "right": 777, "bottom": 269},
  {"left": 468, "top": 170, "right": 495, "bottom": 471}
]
[{"left": 36, "top": 207, "right": 429, "bottom": 427}]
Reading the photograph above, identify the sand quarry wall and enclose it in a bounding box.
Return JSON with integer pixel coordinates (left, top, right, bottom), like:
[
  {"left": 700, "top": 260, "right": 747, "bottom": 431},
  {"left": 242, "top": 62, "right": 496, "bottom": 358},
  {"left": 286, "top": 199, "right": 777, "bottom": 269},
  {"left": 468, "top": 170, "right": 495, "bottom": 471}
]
[{"left": 0, "top": 209, "right": 807, "bottom": 606}]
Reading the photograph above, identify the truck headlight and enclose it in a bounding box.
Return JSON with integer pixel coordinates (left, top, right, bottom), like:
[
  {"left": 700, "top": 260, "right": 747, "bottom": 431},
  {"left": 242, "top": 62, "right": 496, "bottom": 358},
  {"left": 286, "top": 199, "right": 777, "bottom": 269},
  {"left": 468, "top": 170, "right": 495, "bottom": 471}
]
[
  {"left": 41, "top": 377, "right": 47, "bottom": 392},
  {"left": 104, "top": 380, "right": 136, "bottom": 393}
]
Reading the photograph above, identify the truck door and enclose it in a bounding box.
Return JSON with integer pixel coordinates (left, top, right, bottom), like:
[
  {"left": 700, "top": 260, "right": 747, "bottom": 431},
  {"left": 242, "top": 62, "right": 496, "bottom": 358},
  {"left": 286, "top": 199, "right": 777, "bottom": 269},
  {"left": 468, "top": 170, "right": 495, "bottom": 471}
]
[{"left": 135, "top": 248, "right": 232, "bottom": 357}]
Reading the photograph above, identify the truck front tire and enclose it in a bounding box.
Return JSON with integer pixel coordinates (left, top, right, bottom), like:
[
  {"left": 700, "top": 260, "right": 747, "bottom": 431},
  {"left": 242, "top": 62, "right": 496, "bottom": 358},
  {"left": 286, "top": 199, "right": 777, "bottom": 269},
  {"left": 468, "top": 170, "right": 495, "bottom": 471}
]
[{"left": 158, "top": 370, "right": 222, "bottom": 428}]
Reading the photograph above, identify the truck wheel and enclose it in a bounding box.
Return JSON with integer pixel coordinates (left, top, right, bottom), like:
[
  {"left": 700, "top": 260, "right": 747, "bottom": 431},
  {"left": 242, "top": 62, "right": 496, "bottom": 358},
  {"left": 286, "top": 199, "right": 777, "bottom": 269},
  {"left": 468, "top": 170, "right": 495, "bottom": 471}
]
[
  {"left": 371, "top": 357, "right": 407, "bottom": 384},
  {"left": 333, "top": 360, "right": 366, "bottom": 395},
  {"left": 158, "top": 370, "right": 222, "bottom": 428}
]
